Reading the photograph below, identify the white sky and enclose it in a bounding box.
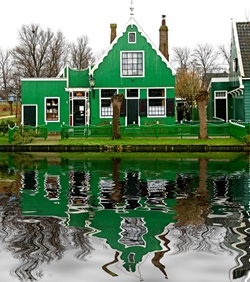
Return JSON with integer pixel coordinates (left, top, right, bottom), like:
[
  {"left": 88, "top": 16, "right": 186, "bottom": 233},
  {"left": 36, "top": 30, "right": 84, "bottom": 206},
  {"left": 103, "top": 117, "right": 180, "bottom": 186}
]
[{"left": 1, "top": 0, "right": 250, "bottom": 60}]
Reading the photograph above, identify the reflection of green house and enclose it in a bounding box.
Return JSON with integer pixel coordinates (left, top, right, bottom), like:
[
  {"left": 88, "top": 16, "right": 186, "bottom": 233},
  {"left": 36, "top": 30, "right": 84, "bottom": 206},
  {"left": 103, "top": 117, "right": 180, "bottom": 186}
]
[
  {"left": 21, "top": 11, "right": 176, "bottom": 132},
  {"left": 17, "top": 154, "right": 250, "bottom": 278},
  {"left": 208, "top": 21, "right": 250, "bottom": 122},
  {"left": 19, "top": 156, "right": 178, "bottom": 277}
]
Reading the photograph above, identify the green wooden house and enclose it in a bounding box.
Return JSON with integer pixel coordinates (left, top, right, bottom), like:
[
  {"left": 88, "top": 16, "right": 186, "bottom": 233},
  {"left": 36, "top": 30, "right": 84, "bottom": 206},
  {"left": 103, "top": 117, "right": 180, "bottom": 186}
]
[
  {"left": 21, "top": 14, "right": 176, "bottom": 132},
  {"left": 208, "top": 21, "right": 250, "bottom": 122}
]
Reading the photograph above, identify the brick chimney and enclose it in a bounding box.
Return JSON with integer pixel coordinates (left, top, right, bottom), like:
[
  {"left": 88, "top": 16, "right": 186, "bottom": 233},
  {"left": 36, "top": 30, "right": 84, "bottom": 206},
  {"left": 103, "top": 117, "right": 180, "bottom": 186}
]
[
  {"left": 110, "top": 23, "right": 117, "bottom": 44},
  {"left": 159, "top": 15, "right": 169, "bottom": 60}
]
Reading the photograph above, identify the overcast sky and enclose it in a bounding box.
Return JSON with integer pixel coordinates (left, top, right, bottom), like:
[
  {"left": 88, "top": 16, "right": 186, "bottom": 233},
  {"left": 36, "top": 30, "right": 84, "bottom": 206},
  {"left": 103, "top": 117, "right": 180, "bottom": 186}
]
[{"left": 1, "top": 0, "right": 249, "bottom": 59}]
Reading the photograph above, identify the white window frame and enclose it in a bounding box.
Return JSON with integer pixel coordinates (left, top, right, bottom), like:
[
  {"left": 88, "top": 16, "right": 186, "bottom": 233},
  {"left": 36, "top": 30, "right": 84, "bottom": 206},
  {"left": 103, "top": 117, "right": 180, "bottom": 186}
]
[
  {"left": 147, "top": 89, "right": 166, "bottom": 117},
  {"left": 215, "top": 91, "right": 227, "bottom": 98},
  {"left": 45, "top": 97, "right": 60, "bottom": 122},
  {"left": 128, "top": 32, "right": 136, "bottom": 44},
  {"left": 100, "top": 89, "right": 117, "bottom": 118},
  {"left": 214, "top": 90, "right": 228, "bottom": 121},
  {"left": 120, "top": 51, "right": 144, "bottom": 77}
]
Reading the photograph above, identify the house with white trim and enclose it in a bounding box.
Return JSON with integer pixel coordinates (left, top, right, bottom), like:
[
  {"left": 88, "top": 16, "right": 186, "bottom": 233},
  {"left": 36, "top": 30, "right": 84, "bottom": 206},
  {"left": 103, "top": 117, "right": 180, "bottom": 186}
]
[
  {"left": 21, "top": 7, "right": 176, "bottom": 132},
  {"left": 208, "top": 21, "right": 250, "bottom": 122}
]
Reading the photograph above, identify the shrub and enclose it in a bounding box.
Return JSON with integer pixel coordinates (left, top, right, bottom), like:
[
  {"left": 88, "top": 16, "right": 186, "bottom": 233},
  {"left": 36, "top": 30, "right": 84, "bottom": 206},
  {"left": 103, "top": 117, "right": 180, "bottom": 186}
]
[{"left": 11, "top": 127, "right": 36, "bottom": 144}]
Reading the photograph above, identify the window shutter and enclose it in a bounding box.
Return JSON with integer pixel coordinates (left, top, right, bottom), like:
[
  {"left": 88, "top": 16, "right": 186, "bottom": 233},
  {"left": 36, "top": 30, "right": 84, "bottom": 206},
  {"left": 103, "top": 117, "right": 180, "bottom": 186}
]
[
  {"left": 139, "top": 99, "right": 147, "bottom": 116},
  {"left": 166, "top": 98, "right": 175, "bottom": 116},
  {"left": 120, "top": 99, "right": 126, "bottom": 117}
]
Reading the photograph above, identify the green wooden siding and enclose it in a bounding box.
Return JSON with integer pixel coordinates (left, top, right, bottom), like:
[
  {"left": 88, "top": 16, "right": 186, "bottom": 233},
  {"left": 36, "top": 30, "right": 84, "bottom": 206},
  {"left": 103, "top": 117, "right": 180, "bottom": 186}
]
[
  {"left": 67, "top": 68, "right": 89, "bottom": 88},
  {"left": 22, "top": 79, "right": 69, "bottom": 132},
  {"left": 94, "top": 25, "right": 174, "bottom": 88},
  {"left": 90, "top": 24, "right": 175, "bottom": 126},
  {"left": 208, "top": 81, "right": 230, "bottom": 120},
  {"left": 243, "top": 81, "right": 250, "bottom": 121}
]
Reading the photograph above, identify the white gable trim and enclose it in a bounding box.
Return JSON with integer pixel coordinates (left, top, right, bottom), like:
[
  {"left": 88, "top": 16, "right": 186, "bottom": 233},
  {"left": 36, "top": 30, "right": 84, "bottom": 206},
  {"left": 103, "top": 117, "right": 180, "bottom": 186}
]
[{"left": 232, "top": 20, "right": 245, "bottom": 77}]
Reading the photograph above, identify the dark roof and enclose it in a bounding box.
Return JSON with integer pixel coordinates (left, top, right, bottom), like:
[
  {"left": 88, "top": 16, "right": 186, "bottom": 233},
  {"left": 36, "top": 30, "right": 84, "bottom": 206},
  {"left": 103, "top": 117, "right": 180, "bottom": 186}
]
[
  {"left": 236, "top": 22, "right": 250, "bottom": 78},
  {"left": 204, "top": 72, "right": 228, "bottom": 89}
]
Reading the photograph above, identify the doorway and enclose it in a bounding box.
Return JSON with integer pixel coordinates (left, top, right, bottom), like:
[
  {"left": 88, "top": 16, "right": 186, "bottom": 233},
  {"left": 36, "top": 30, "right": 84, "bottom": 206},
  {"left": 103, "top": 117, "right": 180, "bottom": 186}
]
[
  {"left": 23, "top": 105, "right": 37, "bottom": 126},
  {"left": 215, "top": 99, "right": 227, "bottom": 121},
  {"left": 127, "top": 89, "right": 139, "bottom": 125},
  {"left": 73, "top": 100, "right": 85, "bottom": 126}
]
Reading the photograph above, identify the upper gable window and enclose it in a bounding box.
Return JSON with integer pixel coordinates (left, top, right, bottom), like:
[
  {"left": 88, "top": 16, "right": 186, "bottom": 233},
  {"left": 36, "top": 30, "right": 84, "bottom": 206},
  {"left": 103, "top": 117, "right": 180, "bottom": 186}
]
[
  {"left": 121, "top": 51, "right": 144, "bottom": 77},
  {"left": 128, "top": 32, "right": 136, "bottom": 43}
]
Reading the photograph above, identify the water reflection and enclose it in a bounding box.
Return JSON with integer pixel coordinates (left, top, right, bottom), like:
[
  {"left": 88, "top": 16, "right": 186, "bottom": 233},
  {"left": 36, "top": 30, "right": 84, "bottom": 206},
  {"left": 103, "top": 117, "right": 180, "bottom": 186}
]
[{"left": 0, "top": 153, "right": 250, "bottom": 281}]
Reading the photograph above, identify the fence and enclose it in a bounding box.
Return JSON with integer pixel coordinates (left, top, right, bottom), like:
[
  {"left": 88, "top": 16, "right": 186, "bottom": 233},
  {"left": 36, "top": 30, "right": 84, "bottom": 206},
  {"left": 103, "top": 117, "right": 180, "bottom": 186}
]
[
  {"left": 6, "top": 121, "right": 249, "bottom": 143},
  {"left": 229, "top": 121, "right": 250, "bottom": 142},
  {"left": 8, "top": 125, "right": 48, "bottom": 143},
  {"left": 61, "top": 121, "right": 237, "bottom": 140}
]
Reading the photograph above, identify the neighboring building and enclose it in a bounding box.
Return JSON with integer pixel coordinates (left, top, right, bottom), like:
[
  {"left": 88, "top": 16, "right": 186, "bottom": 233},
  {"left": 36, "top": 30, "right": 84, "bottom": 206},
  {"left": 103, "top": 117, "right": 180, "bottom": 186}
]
[
  {"left": 21, "top": 9, "right": 176, "bottom": 132},
  {"left": 208, "top": 21, "right": 250, "bottom": 122}
]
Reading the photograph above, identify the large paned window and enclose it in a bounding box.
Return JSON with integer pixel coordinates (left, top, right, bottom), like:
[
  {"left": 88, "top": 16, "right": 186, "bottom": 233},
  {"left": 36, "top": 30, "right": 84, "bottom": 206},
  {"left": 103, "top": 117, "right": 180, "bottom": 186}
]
[
  {"left": 45, "top": 98, "right": 59, "bottom": 121},
  {"left": 148, "top": 89, "right": 165, "bottom": 116},
  {"left": 121, "top": 51, "right": 144, "bottom": 77},
  {"left": 101, "top": 89, "right": 116, "bottom": 117}
]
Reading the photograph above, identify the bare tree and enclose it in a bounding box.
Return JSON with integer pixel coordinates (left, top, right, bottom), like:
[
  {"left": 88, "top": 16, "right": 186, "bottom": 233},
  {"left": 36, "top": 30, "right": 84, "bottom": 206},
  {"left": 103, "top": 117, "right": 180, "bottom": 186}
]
[
  {"left": 47, "top": 31, "right": 69, "bottom": 77},
  {"left": 173, "top": 43, "right": 220, "bottom": 139},
  {"left": 218, "top": 44, "right": 230, "bottom": 69},
  {"left": 195, "top": 89, "right": 210, "bottom": 139},
  {"left": 12, "top": 24, "right": 68, "bottom": 78},
  {"left": 192, "top": 43, "right": 219, "bottom": 88},
  {"left": 175, "top": 67, "right": 200, "bottom": 120},
  {"left": 111, "top": 94, "right": 124, "bottom": 140},
  {"left": 70, "top": 35, "right": 94, "bottom": 69},
  {"left": 0, "top": 49, "right": 12, "bottom": 99},
  {"left": 171, "top": 46, "right": 192, "bottom": 70},
  {"left": 191, "top": 43, "right": 219, "bottom": 139}
]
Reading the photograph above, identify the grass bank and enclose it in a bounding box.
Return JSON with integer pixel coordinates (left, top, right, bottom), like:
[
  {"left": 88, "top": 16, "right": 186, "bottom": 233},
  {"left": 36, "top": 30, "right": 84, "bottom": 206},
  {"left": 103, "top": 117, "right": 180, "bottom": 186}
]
[
  {"left": 0, "top": 135, "right": 245, "bottom": 146},
  {"left": 53, "top": 136, "right": 244, "bottom": 146}
]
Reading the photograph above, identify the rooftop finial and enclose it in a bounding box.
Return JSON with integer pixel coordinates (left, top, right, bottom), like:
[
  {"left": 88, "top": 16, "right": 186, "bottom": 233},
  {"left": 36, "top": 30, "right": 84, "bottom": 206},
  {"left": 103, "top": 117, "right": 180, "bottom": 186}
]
[{"left": 130, "top": 0, "right": 134, "bottom": 17}]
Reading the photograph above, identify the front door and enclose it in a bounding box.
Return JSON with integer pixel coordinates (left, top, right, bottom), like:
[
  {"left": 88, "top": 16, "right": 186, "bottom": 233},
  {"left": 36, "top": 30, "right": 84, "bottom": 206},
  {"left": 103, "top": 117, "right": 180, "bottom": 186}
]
[
  {"left": 23, "top": 105, "right": 37, "bottom": 126},
  {"left": 127, "top": 99, "right": 139, "bottom": 125},
  {"left": 73, "top": 100, "right": 85, "bottom": 126},
  {"left": 215, "top": 99, "right": 227, "bottom": 121},
  {"left": 127, "top": 89, "right": 139, "bottom": 125}
]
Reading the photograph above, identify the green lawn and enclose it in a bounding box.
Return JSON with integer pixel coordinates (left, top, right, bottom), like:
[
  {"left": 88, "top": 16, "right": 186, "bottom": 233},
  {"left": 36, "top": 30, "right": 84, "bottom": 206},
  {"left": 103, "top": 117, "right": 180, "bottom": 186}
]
[{"left": 0, "top": 133, "right": 245, "bottom": 146}]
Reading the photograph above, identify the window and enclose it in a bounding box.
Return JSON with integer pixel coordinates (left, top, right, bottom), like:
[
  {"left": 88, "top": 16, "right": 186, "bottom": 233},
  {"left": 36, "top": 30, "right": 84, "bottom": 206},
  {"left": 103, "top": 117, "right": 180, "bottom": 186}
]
[
  {"left": 44, "top": 175, "right": 60, "bottom": 200},
  {"left": 128, "top": 32, "right": 136, "bottom": 43},
  {"left": 148, "top": 89, "right": 165, "bottom": 116},
  {"left": 101, "top": 89, "right": 116, "bottom": 117},
  {"left": 119, "top": 218, "right": 147, "bottom": 247},
  {"left": 121, "top": 51, "right": 144, "bottom": 76},
  {"left": 127, "top": 89, "right": 138, "bottom": 97},
  {"left": 45, "top": 98, "right": 59, "bottom": 121},
  {"left": 215, "top": 91, "right": 226, "bottom": 98}
]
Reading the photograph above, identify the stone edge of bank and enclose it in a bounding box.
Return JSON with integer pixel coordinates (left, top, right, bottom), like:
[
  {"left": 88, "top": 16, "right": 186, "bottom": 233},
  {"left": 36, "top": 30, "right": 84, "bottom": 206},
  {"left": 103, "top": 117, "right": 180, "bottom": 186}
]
[{"left": 0, "top": 145, "right": 249, "bottom": 153}]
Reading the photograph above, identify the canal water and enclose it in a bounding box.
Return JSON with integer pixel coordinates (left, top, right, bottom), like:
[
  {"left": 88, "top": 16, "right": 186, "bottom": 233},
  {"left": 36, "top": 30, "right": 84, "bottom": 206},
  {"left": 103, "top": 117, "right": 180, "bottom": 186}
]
[{"left": 0, "top": 152, "right": 250, "bottom": 282}]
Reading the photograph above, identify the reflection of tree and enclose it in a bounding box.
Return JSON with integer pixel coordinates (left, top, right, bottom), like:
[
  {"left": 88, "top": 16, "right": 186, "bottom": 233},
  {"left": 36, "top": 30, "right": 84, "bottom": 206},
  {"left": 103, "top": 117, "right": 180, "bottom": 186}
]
[
  {"left": 102, "top": 251, "right": 119, "bottom": 277},
  {"left": 152, "top": 231, "right": 170, "bottom": 279},
  {"left": 174, "top": 158, "right": 209, "bottom": 226},
  {"left": 172, "top": 158, "right": 233, "bottom": 257},
  {"left": 111, "top": 158, "right": 124, "bottom": 204}
]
